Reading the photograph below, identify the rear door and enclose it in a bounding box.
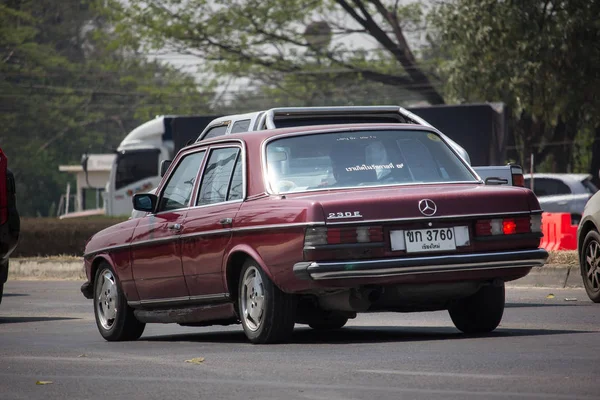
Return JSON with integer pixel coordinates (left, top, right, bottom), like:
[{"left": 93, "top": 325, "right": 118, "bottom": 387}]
[
  {"left": 130, "top": 150, "right": 206, "bottom": 302},
  {"left": 181, "top": 145, "right": 244, "bottom": 299}
]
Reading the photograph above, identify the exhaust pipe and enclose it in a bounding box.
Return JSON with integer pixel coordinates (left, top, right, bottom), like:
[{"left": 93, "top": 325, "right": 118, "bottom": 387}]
[{"left": 319, "top": 288, "right": 381, "bottom": 312}]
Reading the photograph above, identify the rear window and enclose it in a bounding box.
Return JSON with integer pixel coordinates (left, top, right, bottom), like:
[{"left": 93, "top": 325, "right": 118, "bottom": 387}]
[
  {"left": 265, "top": 130, "right": 477, "bottom": 194},
  {"left": 582, "top": 178, "right": 599, "bottom": 194}
]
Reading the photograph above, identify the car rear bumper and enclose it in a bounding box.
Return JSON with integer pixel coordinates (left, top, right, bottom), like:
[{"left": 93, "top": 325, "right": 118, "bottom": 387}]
[{"left": 293, "top": 248, "right": 548, "bottom": 280}]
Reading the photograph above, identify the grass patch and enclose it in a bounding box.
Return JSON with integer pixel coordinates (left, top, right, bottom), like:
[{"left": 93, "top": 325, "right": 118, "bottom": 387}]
[{"left": 547, "top": 250, "right": 578, "bottom": 266}]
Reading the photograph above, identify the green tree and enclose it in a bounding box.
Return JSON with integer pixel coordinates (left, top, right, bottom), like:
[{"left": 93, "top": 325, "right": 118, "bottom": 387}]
[
  {"left": 431, "top": 0, "right": 600, "bottom": 172},
  {"left": 105, "top": 0, "right": 444, "bottom": 105},
  {"left": 1, "top": 0, "right": 214, "bottom": 216}
]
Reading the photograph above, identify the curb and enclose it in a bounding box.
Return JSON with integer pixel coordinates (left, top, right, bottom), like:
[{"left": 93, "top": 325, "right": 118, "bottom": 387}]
[
  {"left": 506, "top": 265, "right": 582, "bottom": 288},
  {"left": 8, "top": 258, "right": 85, "bottom": 281},
  {"left": 6, "top": 258, "right": 584, "bottom": 288}
]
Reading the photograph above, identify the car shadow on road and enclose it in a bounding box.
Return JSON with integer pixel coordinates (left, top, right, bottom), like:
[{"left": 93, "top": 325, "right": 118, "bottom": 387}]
[
  {"left": 506, "top": 302, "right": 591, "bottom": 308},
  {"left": 1, "top": 293, "right": 30, "bottom": 298},
  {"left": 142, "top": 325, "right": 590, "bottom": 345},
  {"left": 0, "top": 316, "right": 80, "bottom": 324}
]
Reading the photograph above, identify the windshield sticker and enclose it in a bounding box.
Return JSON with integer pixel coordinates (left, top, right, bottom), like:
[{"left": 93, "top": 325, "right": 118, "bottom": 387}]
[
  {"left": 345, "top": 163, "right": 404, "bottom": 172},
  {"left": 336, "top": 135, "right": 377, "bottom": 141},
  {"left": 427, "top": 133, "right": 442, "bottom": 142}
]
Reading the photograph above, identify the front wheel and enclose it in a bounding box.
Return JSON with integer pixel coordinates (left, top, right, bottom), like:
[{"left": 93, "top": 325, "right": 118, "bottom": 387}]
[
  {"left": 448, "top": 282, "right": 505, "bottom": 334},
  {"left": 94, "top": 263, "right": 145, "bottom": 341},
  {"left": 238, "top": 260, "right": 296, "bottom": 344},
  {"left": 580, "top": 230, "right": 600, "bottom": 303}
]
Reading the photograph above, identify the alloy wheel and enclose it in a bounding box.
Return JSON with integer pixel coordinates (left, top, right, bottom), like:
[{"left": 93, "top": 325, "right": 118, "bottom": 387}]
[
  {"left": 585, "top": 240, "right": 600, "bottom": 291},
  {"left": 96, "top": 269, "right": 118, "bottom": 330},
  {"left": 240, "top": 266, "right": 265, "bottom": 331}
]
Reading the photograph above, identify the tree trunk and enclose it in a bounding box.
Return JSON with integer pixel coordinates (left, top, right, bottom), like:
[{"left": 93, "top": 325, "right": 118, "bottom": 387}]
[{"left": 589, "top": 125, "right": 600, "bottom": 187}]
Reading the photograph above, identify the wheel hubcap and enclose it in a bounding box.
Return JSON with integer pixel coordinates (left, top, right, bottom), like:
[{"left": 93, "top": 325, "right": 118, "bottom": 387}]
[
  {"left": 96, "top": 269, "right": 118, "bottom": 330},
  {"left": 585, "top": 240, "right": 600, "bottom": 291},
  {"left": 241, "top": 266, "right": 265, "bottom": 331}
]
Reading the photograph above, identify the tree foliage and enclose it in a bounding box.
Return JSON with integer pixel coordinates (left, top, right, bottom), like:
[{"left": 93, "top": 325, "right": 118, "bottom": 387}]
[
  {"left": 431, "top": 0, "right": 600, "bottom": 172},
  {"left": 1, "top": 0, "right": 213, "bottom": 216},
  {"left": 106, "top": 0, "right": 444, "bottom": 105}
]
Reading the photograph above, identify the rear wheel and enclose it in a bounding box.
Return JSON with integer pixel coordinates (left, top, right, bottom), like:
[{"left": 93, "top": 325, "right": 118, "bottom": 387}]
[
  {"left": 308, "top": 313, "right": 348, "bottom": 330},
  {"left": 448, "top": 282, "right": 505, "bottom": 334},
  {"left": 580, "top": 230, "right": 600, "bottom": 303},
  {"left": 94, "top": 263, "right": 145, "bottom": 341},
  {"left": 238, "top": 260, "right": 296, "bottom": 344}
]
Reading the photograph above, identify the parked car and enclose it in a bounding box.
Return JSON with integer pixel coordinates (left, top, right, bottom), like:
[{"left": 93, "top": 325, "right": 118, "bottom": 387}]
[
  {"left": 196, "top": 106, "right": 526, "bottom": 187},
  {"left": 524, "top": 173, "right": 598, "bottom": 224},
  {"left": 81, "top": 124, "right": 548, "bottom": 344},
  {"left": 577, "top": 190, "right": 600, "bottom": 302},
  {"left": 0, "top": 148, "right": 20, "bottom": 304}
]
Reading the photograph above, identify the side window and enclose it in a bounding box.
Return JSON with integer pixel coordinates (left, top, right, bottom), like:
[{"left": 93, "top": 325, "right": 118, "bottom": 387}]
[
  {"left": 227, "top": 154, "right": 243, "bottom": 201},
  {"left": 528, "top": 178, "right": 571, "bottom": 197},
  {"left": 158, "top": 151, "right": 205, "bottom": 212},
  {"left": 230, "top": 119, "right": 251, "bottom": 134},
  {"left": 197, "top": 147, "right": 240, "bottom": 205},
  {"left": 202, "top": 125, "right": 228, "bottom": 140}
]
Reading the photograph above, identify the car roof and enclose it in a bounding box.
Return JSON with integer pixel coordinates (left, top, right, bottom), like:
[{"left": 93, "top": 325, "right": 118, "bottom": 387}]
[
  {"left": 524, "top": 173, "right": 591, "bottom": 182},
  {"left": 186, "top": 123, "right": 437, "bottom": 149}
]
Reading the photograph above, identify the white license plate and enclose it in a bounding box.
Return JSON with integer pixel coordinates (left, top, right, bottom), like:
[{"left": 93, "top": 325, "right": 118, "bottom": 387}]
[{"left": 404, "top": 227, "right": 456, "bottom": 253}]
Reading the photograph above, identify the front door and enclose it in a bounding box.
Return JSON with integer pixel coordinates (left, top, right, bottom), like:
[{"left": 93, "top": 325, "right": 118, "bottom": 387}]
[
  {"left": 131, "top": 150, "right": 206, "bottom": 302},
  {"left": 182, "top": 146, "right": 243, "bottom": 298}
]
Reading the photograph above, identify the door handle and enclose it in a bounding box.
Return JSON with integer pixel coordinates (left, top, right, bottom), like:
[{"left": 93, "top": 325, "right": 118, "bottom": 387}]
[
  {"left": 219, "top": 218, "right": 233, "bottom": 225},
  {"left": 168, "top": 223, "right": 182, "bottom": 231}
]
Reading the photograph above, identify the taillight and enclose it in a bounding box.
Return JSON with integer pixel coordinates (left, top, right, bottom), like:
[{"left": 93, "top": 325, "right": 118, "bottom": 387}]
[
  {"left": 475, "top": 215, "right": 540, "bottom": 236},
  {"left": 0, "top": 148, "right": 7, "bottom": 225},
  {"left": 304, "top": 226, "right": 384, "bottom": 246},
  {"left": 511, "top": 165, "right": 524, "bottom": 187}
]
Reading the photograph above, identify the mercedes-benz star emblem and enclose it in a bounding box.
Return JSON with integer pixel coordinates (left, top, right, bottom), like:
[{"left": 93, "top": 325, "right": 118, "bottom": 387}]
[{"left": 418, "top": 199, "right": 437, "bottom": 216}]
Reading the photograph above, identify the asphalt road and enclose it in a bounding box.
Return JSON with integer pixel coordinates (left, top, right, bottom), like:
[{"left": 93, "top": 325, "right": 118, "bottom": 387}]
[{"left": 0, "top": 281, "right": 598, "bottom": 400}]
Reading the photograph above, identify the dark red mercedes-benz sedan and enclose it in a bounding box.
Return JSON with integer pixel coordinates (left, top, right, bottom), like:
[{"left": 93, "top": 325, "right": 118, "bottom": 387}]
[{"left": 81, "top": 124, "right": 548, "bottom": 343}]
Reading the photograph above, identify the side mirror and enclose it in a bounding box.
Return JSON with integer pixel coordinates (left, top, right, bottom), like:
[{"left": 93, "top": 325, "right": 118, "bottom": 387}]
[
  {"left": 160, "top": 160, "right": 172, "bottom": 177},
  {"left": 133, "top": 193, "right": 158, "bottom": 213}
]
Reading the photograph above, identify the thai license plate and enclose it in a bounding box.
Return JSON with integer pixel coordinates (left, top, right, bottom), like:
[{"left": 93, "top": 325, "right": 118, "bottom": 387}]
[{"left": 404, "top": 227, "right": 456, "bottom": 253}]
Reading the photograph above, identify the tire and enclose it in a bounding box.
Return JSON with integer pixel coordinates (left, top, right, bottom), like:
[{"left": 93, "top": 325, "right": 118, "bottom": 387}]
[
  {"left": 238, "top": 260, "right": 296, "bottom": 344},
  {"left": 580, "top": 230, "right": 600, "bottom": 303},
  {"left": 0, "top": 283, "right": 3, "bottom": 305},
  {"left": 308, "top": 313, "right": 348, "bottom": 330},
  {"left": 448, "top": 282, "right": 505, "bottom": 334},
  {"left": 93, "top": 263, "right": 145, "bottom": 341}
]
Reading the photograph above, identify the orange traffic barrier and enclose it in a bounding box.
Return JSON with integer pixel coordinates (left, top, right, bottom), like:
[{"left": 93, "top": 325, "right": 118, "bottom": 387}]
[{"left": 540, "top": 212, "right": 577, "bottom": 251}]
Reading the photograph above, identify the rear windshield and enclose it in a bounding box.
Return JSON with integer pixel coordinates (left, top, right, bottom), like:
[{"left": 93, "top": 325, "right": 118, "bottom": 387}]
[
  {"left": 582, "top": 177, "right": 599, "bottom": 194},
  {"left": 265, "top": 130, "right": 477, "bottom": 194}
]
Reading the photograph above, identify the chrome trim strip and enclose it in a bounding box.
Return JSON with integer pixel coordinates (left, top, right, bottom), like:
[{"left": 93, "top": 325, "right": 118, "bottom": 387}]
[
  {"left": 84, "top": 222, "right": 325, "bottom": 257},
  {"left": 84, "top": 243, "right": 130, "bottom": 258},
  {"left": 130, "top": 236, "right": 178, "bottom": 248},
  {"left": 234, "top": 221, "right": 325, "bottom": 233},
  {"left": 325, "top": 211, "right": 541, "bottom": 226},
  {"left": 128, "top": 296, "right": 189, "bottom": 307},
  {"left": 128, "top": 293, "right": 230, "bottom": 307},
  {"left": 309, "top": 260, "right": 546, "bottom": 280},
  {"left": 188, "top": 293, "right": 230, "bottom": 302},
  {"left": 186, "top": 199, "right": 243, "bottom": 211},
  {"left": 180, "top": 229, "right": 231, "bottom": 240},
  {"left": 300, "top": 249, "right": 548, "bottom": 280}
]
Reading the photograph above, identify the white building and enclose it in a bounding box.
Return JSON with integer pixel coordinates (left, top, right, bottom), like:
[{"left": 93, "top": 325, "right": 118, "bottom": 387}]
[{"left": 58, "top": 154, "right": 115, "bottom": 218}]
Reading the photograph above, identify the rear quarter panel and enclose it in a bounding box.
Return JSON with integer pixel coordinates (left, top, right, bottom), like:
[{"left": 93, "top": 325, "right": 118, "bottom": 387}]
[{"left": 229, "top": 197, "right": 323, "bottom": 292}]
